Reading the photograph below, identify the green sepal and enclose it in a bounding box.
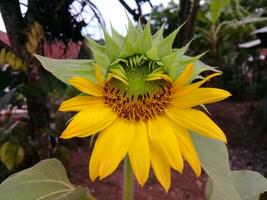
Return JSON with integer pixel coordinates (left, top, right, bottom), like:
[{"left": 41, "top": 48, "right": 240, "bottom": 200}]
[
  {"left": 139, "top": 19, "right": 152, "bottom": 53},
  {"left": 162, "top": 50, "right": 181, "bottom": 79},
  {"left": 92, "top": 49, "right": 110, "bottom": 70},
  {"left": 85, "top": 37, "right": 106, "bottom": 54},
  {"left": 146, "top": 47, "right": 158, "bottom": 61},
  {"left": 155, "top": 24, "right": 183, "bottom": 58},
  {"left": 152, "top": 22, "right": 165, "bottom": 46},
  {"left": 35, "top": 55, "right": 101, "bottom": 84},
  {"left": 163, "top": 41, "right": 192, "bottom": 80},
  {"left": 121, "top": 34, "right": 136, "bottom": 58},
  {"left": 85, "top": 37, "right": 110, "bottom": 69},
  {"left": 171, "top": 53, "right": 219, "bottom": 82},
  {"left": 103, "top": 30, "right": 121, "bottom": 60},
  {"left": 127, "top": 18, "right": 138, "bottom": 46},
  {"left": 110, "top": 58, "right": 128, "bottom": 66},
  {"left": 111, "top": 23, "right": 124, "bottom": 47}
]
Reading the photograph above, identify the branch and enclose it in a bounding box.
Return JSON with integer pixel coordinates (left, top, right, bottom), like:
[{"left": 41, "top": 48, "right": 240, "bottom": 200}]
[
  {"left": 118, "top": 0, "right": 147, "bottom": 24},
  {"left": 178, "top": 0, "right": 200, "bottom": 46},
  {"left": 0, "top": 0, "right": 25, "bottom": 56}
]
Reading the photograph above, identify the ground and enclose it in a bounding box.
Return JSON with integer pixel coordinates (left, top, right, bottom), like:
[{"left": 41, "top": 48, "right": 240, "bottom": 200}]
[{"left": 68, "top": 100, "right": 267, "bottom": 200}]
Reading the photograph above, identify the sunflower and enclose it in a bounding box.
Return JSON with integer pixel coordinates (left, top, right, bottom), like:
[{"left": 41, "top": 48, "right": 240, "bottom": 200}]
[{"left": 57, "top": 21, "right": 231, "bottom": 192}]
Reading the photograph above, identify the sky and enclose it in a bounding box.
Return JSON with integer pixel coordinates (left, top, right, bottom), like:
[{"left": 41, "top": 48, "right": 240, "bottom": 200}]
[{"left": 0, "top": 0, "right": 174, "bottom": 40}]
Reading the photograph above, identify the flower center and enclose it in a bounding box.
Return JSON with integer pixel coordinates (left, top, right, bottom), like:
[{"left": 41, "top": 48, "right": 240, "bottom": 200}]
[{"left": 103, "top": 55, "right": 172, "bottom": 121}]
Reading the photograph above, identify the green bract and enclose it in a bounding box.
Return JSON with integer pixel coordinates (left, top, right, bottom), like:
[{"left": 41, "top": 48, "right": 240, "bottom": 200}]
[
  {"left": 37, "top": 20, "right": 218, "bottom": 85},
  {"left": 87, "top": 20, "right": 218, "bottom": 82}
]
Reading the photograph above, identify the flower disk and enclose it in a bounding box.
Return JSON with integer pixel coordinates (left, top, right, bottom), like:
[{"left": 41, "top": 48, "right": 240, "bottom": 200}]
[{"left": 104, "top": 55, "right": 172, "bottom": 121}]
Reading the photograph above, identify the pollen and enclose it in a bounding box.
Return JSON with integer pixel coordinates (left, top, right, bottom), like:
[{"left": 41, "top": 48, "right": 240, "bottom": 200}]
[{"left": 103, "top": 81, "right": 172, "bottom": 121}]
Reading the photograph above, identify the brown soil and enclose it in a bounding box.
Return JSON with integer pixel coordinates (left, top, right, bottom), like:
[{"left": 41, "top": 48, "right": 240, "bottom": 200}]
[{"left": 68, "top": 100, "right": 267, "bottom": 200}]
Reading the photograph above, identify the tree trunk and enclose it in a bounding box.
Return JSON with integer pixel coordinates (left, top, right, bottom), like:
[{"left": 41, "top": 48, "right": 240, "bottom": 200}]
[
  {"left": 178, "top": 0, "right": 200, "bottom": 47},
  {"left": 0, "top": 0, "right": 50, "bottom": 140}
]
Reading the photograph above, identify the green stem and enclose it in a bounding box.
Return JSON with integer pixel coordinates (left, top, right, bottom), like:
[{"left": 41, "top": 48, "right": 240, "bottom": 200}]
[{"left": 123, "top": 156, "right": 133, "bottom": 200}]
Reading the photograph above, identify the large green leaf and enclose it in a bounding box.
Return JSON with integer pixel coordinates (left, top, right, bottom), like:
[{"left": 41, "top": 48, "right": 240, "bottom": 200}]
[
  {"left": 232, "top": 170, "right": 267, "bottom": 200},
  {"left": 35, "top": 55, "right": 98, "bottom": 85},
  {"left": 191, "top": 133, "right": 240, "bottom": 200},
  {"left": 0, "top": 158, "right": 94, "bottom": 200},
  {"left": 206, "top": 170, "right": 267, "bottom": 200},
  {"left": 210, "top": 0, "right": 230, "bottom": 23}
]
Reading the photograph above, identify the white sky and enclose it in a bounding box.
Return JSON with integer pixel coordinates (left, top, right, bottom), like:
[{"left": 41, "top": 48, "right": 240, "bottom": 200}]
[{"left": 0, "top": 0, "right": 174, "bottom": 39}]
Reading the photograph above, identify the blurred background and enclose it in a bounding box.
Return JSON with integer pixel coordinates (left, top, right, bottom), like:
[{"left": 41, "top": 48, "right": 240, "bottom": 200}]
[{"left": 0, "top": 0, "right": 266, "bottom": 199}]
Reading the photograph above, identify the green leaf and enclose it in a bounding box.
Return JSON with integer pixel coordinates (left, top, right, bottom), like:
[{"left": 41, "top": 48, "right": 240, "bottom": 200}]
[
  {"left": 232, "top": 170, "right": 267, "bottom": 200},
  {"left": 0, "top": 158, "right": 94, "bottom": 200},
  {"left": 210, "top": 0, "right": 230, "bottom": 23},
  {"left": 206, "top": 170, "right": 267, "bottom": 200},
  {"left": 35, "top": 55, "right": 100, "bottom": 85},
  {"left": 191, "top": 133, "right": 241, "bottom": 200},
  {"left": 0, "top": 141, "right": 24, "bottom": 171},
  {"left": 0, "top": 89, "right": 16, "bottom": 111}
]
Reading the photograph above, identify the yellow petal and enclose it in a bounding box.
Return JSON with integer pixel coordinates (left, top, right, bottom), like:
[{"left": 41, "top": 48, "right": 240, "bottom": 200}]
[
  {"left": 173, "top": 63, "right": 193, "bottom": 88},
  {"left": 106, "top": 72, "right": 129, "bottom": 85},
  {"left": 166, "top": 107, "right": 227, "bottom": 143},
  {"left": 60, "top": 103, "right": 117, "bottom": 139},
  {"left": 95, "top": 64, "right": 104, "bottom": 86},
  {"left": 148, "top": 116, "right": 183, "bottom": 173},
  {"left": 98, "top": 119, "right": 135, "bottom": 179},
  {"left": 178, "top": 73, "right": 221, "bottom": 94},
  {"left": 69, "top": 77, "right": 103, "bottom": 96},
  {"left": 59, "top": 96, "right": 103, "bottom": 112},
  {"left": 150, "top": 143, "right": 171, "bottom": 192},
  {"left": 172, "top": 88, "right": 231, "bottom": 108},
  {"left": 145, "top": 74, "right": 173, "bottom": 83},
  {"left": 89, "top": 132, "right": 106, "bottom": 181},
  {"left": 128, "top": 121, "right": 150, "bottom": 186},
  {"left": 173, "top": 124, "right": 201, "bottom": 177}
]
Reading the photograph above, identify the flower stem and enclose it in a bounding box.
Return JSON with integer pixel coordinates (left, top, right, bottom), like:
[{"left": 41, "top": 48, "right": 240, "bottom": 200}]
[{"left": 123, "top": 156, "right": 133, "bottom": 200}]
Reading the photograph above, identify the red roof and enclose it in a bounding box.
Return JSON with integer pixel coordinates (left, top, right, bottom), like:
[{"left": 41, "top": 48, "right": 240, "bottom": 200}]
[
  {"left": 43, "top": 41, "right": 81, "bottom": 59},
  {"left": 0, "top": 31, "right": 81, "bottom": 59},
  {"left": 0, "top": 31, "right": 10, "bottom": 46}
]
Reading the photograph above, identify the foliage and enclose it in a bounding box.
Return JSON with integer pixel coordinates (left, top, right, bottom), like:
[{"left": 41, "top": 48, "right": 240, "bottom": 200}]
[
  {"left": 0, "top": 159, "right": 95, "bottom": 200},
  {"left": 0, "top": 141, "right": 24, "bottom": 171},
  {"left": 192, "top": 133, "right": 240, "bottom": 199},
  {"left": 0, "top": 0, "right": 103, "bottom": 183},
  {"left": 150, "top": 2, "right": 180, "bottom": 46},
  {"left": 210, "top": 0, "right": 230, "bottom": 23},
  {"left": 192, "top": 133, "right": 267, "bottom": 199}
]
